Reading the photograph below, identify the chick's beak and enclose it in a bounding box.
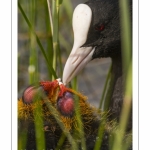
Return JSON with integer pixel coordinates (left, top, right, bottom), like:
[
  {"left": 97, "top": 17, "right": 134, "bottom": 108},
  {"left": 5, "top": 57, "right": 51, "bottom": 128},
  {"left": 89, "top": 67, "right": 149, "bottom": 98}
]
[{"left": 63, "top": 4, "right": 95, "bottom": 85}]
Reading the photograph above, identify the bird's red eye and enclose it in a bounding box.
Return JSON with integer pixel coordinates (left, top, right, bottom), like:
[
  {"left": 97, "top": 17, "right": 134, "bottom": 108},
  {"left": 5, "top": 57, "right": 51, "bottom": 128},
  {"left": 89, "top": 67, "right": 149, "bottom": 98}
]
[{"left": 95, "top": 24, "right": 105, "bottom": 31}]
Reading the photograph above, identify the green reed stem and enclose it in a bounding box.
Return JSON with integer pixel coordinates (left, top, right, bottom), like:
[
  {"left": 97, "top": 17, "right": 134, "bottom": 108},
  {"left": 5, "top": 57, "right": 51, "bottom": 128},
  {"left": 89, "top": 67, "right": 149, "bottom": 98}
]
[
  {"left": 44, "top": 98, "right": 78, "bottom": 150},
  {"left": 74, "top": 95, "right": 87, "bottom": 150},
  {"left": 99, "top": 64, "right": 112, "bottom": 110},
  {"left": 52, "top": 0, "right": 59, "bottom": 79},
  {"left": 62, "top": 0, "right": 73, "bottom": 25},
  {"left": 47, "top": 0, "right": 53, "bottom": 36},
  {"left": 33, "top": 93, "right": 46, "bottom": 150},
  {"left": 71, "top": 76, "right": 86, "bottom": 150},
  {"left": 18, "top": 128, "right": 27, "bottom": 150},
  {"left": 93, "top": 113, "right": 107, "bottom": 150},
  {"left": 47, "top": 0, "right": 63, "bottom": 79},
  {"left": 45, "top": 0, "right": 54, "bottom": 80},
  {"left": 55, "top": 132, "right": 66, "bottom": 150},
  {"left": 18, "top": 1, "right": 57, "bottom": 79},
  {"left": 112, "top": 62, "right": 132, "bottom": 150},
  {"left": 94, "top": 63, "right": 114, "bottom": 150},
  {"left": 112, "top": 0, "right": 132, "bottom": 149},
  {"left": 28, "top": 0, "right": 39, "bottom": 84},
  {"left": 120, "top": 0, "right": 132, "bottom": 74},
  {"left": 72, "top": 76, "right": 78, "bottom": 91},
  {"left": 57, "top": 41, "right": 63, "bottom": 76}
]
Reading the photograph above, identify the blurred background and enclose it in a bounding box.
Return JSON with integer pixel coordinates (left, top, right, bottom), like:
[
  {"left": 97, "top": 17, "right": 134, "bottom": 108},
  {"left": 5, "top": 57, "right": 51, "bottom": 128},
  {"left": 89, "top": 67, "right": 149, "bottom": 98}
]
[{"left": 18, "top": 0, "right": 111, "bottom": 107}]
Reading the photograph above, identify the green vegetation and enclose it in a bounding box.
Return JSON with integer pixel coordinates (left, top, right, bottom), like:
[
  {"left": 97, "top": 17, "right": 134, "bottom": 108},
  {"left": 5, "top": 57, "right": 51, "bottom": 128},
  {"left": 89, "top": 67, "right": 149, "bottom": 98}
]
[{"left": 18, "top": 0, "right": 132, "bottom": 149}]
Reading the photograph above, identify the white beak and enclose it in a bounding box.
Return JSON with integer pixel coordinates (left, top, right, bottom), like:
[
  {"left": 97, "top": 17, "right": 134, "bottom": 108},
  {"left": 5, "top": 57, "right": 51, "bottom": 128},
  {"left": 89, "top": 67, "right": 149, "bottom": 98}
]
[{"left": 62, "top": 4, "right": 95, "bottom": 85}]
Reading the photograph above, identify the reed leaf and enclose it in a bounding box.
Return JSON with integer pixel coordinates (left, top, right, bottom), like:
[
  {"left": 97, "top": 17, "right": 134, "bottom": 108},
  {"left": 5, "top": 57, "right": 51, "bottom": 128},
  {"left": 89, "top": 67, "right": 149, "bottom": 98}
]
[
  {"left": 112, "top": 0, "right": 132, "bottom": 149},
  {"left": 18, "top": 1, "right": 57, "bottom": 79}
]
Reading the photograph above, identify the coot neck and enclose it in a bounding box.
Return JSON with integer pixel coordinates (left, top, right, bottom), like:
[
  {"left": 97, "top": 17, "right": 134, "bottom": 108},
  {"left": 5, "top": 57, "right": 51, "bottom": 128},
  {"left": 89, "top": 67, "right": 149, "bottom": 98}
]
[
  {"left": 108, "top": 54, "right": 124, "bottom": 122},
  {"left": 111, "top": 55, "right": 123, "bottom": 81}
]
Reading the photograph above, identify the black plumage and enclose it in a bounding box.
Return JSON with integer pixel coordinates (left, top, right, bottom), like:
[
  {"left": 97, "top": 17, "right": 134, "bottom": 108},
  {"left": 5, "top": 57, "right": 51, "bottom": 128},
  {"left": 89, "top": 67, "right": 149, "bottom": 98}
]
[
  {"left": 83, "top": 0, "right": 132, "bottom": 129},
  {"left": 18, "top": 0, "right": 132, "bottom": 149},
  {"left": 83, "top": 0, "right": 121, "bottom": 58},
  {"left": 62, "top": 0, "right": 132, "bottom": 148}
]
